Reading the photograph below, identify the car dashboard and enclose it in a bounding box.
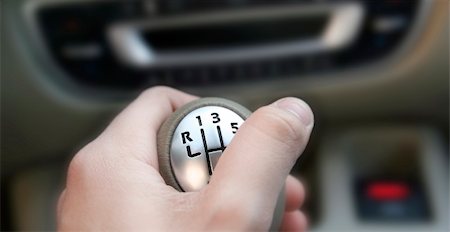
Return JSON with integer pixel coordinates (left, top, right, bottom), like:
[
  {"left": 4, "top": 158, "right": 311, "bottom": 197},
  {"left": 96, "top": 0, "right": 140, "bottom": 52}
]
[{"left": 1, "top": 0, "right": 449, "bottom": 231}]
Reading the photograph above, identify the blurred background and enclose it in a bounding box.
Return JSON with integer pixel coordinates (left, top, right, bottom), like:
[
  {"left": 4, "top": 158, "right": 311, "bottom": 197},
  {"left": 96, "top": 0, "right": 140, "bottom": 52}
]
[{"left": 1, "top": 0, "right": 448, "bottom": 231}]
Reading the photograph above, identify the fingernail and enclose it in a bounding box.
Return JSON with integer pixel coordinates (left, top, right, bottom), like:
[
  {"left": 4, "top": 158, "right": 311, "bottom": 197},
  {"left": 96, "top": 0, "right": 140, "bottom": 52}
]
[{"left": 274, "top": 98, "right": 314, "bottom": 126}]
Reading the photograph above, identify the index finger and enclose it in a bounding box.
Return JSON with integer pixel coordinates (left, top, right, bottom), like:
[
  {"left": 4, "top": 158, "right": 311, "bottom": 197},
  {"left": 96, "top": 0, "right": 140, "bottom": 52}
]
[{"left": 99, "top": 86, "right": 198, "bottom": 167}]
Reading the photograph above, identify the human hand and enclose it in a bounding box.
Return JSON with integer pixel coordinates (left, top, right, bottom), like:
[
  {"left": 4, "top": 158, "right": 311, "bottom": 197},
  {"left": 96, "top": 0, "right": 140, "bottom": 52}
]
[{"left": 58, "top": 86, "right": 314, "bottom": 231}]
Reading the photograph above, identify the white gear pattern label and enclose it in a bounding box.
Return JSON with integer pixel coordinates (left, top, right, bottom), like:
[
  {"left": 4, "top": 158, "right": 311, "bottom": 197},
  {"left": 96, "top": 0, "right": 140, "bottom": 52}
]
[{"left": 170, "top": 106, "right": 244, "bottom": 191}]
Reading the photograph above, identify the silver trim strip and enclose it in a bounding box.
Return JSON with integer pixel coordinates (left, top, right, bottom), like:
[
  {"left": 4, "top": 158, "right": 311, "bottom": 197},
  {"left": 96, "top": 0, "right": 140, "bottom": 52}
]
[{"left": 107, "top": 3, "right": 364, "bottom": 68}]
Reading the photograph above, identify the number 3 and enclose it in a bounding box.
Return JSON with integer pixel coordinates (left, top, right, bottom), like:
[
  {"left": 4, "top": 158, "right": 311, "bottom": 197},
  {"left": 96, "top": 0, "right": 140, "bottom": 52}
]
[{"left": 211, "top": 113, "right": 220, "bottom": 123}]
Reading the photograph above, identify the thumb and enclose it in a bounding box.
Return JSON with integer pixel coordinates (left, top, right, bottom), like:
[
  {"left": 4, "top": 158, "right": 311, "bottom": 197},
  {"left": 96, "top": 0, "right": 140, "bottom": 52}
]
[{"left": 207, "top": 97, "right": 314, "bottom": 220}]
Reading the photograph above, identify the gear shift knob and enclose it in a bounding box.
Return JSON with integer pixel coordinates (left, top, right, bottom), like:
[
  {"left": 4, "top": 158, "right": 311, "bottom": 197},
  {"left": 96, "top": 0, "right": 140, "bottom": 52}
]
[{"left": 157, "top": 97, "right": 284, "bottom": 230}]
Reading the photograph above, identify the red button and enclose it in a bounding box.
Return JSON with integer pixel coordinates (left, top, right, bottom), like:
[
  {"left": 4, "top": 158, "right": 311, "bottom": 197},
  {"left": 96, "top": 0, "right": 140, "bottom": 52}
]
[{"left": 366, "top": 181, "right": 410, "bottom": 201}]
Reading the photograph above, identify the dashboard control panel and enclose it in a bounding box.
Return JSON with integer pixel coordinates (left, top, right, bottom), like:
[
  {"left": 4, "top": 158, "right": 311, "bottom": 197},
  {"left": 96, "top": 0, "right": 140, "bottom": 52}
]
[{"left": 28, "top": 0, "right": 422, "bottom": 89}]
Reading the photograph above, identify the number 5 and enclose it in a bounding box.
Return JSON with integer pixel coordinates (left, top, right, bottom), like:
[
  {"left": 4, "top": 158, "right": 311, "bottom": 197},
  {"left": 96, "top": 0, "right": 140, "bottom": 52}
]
[{"left": 231, "top": 122, "right": 239, "bottom": 134}]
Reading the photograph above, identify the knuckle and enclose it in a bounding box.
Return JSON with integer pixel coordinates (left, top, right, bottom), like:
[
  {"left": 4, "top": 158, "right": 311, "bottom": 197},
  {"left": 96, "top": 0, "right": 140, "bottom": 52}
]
[
  {"left": 66, "top": 142, "right": 99, "bottom": 185},
  {"left": 208, "top": 196, "right": 266, "bottom": 229},
  {"left": 201, "top": 188, "right": 271, "bottom": 230},
  {"left": 67, "top": 153, "right": 87, "bottom": 185}
]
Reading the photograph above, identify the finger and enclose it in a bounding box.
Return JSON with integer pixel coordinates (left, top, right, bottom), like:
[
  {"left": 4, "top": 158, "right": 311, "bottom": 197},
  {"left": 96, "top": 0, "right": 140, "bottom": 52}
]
[
  {"left": 99, "top": 86, "right": 198, "bottom": 166},
  {"left": 280, "top": 210, "right": 308, "bottom": 232},
  {"left": 285, "top": 175, "right": 305, "bottom": 212},
  {"left": 208, "top": 97, "right": 313, "bottom": 216},
  {"left": 57, "top": 189, "right": 66, "bottom": 217},
  {"left": 109, "top": 86, "right": 197, "bottom": 136}
]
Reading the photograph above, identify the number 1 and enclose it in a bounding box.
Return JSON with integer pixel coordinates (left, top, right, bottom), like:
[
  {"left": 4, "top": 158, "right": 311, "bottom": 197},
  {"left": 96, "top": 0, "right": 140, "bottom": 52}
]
[{"left": 196, "top": 115, "right": 202, "bottom": 126}]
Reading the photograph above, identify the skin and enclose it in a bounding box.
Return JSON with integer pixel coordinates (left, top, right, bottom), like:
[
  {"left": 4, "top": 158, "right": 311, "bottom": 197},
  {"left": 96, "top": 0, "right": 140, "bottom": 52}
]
[{"left": 58, "top": 86, "right": 314, "bottom": 231}]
